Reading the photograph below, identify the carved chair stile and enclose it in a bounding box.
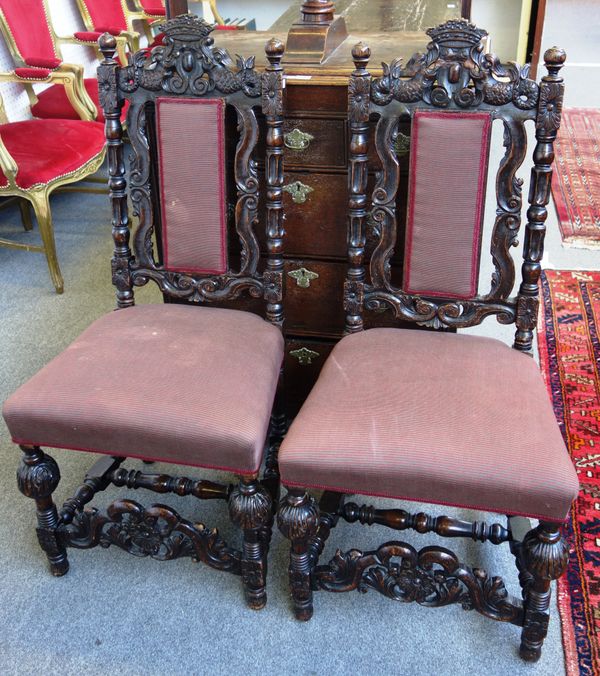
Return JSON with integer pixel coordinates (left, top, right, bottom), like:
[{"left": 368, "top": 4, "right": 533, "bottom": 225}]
[
  {"left": 2, "top": 15, "right": 286, "bottom": 609},
  {"left": 276, "top": 20, "right": 579, "bottom": 661}
]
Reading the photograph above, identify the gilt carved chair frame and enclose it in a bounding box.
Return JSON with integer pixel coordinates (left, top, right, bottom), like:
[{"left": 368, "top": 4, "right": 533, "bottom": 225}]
[
  {"left": 15, "top": 15, "right": 286, "bottom": 610},
  {"left": 277, "top": 20, "right": 569, "bottom": 662}
]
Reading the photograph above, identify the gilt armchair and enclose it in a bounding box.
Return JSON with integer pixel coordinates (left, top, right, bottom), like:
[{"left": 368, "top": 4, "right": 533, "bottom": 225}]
[
  {"left": 0, "top": 0, "right": 128, "bottom": 122},
  {"left": 3, "top": 16, "right": 286, "bottom": 609},
  {"left": 276, "top": 20, "right": 579, "bottom": 662},
  {"left": 0, "top": 94, "right": 105, "bottom": 292}
]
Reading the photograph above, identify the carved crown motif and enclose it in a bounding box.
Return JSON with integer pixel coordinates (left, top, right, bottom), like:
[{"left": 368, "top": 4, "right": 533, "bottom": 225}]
[
  {"left": 156, "top": 13, "right": 214, "bottom": 42},
  {"left": 426, "top": 19, "right": 488, "bottom": 48}
]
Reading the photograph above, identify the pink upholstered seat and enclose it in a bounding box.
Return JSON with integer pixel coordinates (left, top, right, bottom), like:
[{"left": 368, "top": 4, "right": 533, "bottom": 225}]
[
  {"left": 3, "top": 305, "right": 284, "bottom": 474},
  {"left": 279, "top": 328, "right": 579, "bottom": 522}
]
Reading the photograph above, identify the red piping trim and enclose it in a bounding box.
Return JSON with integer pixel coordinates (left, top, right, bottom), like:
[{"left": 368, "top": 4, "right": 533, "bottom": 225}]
[
  {"left": 280, "top": 477, "right": 570, "bottom": 524},
  {"left": 402, "top": 111, "right": 491, "bottom": 300},
  {"left": 11, "top": 437, "right": 260, "bottom": 476},
  {"left": 156, "top": 97, "right": 228, "bottom": 275}
]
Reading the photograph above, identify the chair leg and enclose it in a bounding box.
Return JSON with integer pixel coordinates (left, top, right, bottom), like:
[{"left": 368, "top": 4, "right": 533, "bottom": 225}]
[
  {"left": 519, "top": 521, "right": 569, "bottom": 662},
  {"left": 277, "top": 487, "right": 320, "bottom": 621},
  {"left": 28, "top": 191, "right": 64, "bottom": 294},
  {"left": 18, "top": 199, "right": 33, "bottom": 231},
  {"left": 16, "top": 445, "right": 69, "bottom": 577},
  {"left": 229, "top": 477, "right": 272, "bottom": 610}
]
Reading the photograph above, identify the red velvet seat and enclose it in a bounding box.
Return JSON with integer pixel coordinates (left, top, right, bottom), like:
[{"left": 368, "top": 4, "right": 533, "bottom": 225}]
[
  {"left": 31, "top": 81, "right": 109, "bottom": 123},
  {"left": 0, "top": 119, "right": 104, "bottom": 188},
  {"left": 279, "top": 328, "right": 579, "bottom": 523},
  {"left": 3, "top": 305, "right": 284, "bottom": 474}
]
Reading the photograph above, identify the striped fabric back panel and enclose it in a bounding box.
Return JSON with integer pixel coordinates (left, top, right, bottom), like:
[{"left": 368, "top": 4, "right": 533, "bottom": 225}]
[
  {"left": 402, "top": 110, "right": 492, "bottom": 299},
  {"left": 156, "top": 97, "right": 228, "bottom": 274}
]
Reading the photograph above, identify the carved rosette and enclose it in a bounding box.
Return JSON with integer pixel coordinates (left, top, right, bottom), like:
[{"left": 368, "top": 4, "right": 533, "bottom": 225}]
[
  {"left": 536, "top": 81, "right": 564, "bottom": 134},
  {"left": 17, "top": 449, "right": 60, "bottom": 500},
  {"left": 516, "top": 295, "right": 539, "bottom": 333},
  {"left": 370, "top": 19, "right": 539, "bottom": 111},
  {"left": 262, "top": 70, "right": 283, "bottom": 117},
  {"left": 97, "top": 62, "right": 119, "bottom": 114},
  {"left": 344, "top": 280, "right": 364, "bottom": 315},
  {"left": 348, "top": 76, "right": 371, "bottom": 123},
  {"left": 263, "top": 270, "right": 283, "bottom": 303},
  {"left": 228, "top": 482, "right": 272, "bottom": 532}
]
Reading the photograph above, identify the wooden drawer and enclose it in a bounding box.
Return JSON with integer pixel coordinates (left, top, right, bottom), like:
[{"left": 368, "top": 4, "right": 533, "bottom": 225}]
[
  {"left": 285, "top": 258, "right": 345, "bottom": 339},
  {"left": 284, "top": 337, "right": 335, "bottom": 419}
]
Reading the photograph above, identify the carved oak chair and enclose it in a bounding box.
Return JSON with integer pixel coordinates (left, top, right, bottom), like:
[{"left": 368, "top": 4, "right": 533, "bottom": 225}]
[
  {"left": 2, "top": 15, "right": 286, "bottom": 609},
  {"left": 277, "top": 20, "right": 579, "bottom": 661},
  {"left": 0, "top": 0, "right": 129, "bottom": 122}
]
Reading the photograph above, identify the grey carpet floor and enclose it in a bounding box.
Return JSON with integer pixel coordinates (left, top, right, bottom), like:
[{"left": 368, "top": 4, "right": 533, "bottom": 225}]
[{"left": 0, "top": 184, "right": 583, "bottom": 676}]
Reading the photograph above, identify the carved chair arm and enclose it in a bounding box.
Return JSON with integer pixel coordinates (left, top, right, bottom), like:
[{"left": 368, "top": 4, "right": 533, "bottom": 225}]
[
  {"left": 0, "top": 127, "right": 19, "bottom": 189},
  {"left": 0, "top": 64, "right": 97, "bottom": 122}
]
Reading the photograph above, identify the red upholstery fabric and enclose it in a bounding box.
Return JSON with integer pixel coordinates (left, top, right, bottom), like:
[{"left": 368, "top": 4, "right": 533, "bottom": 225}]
[
  {"left": 403, "top": 111, "right": 491, "bottom": 299},
  {"left": 279, "top": 329, "right": 580, "bottom": 523},
  {"left": 139, "top": 0, "right": 166, "bottom": 16},
  {"left": 31, "top": 78, "right": 128, "bottom": 123},
  {"left": 3, "top": 305, "right": 284, "bottom": 474},
  {"left": 149, "top": 33, "right": 165, "bottom": 48},
  {"left": 25, "top": 57, "right": 61, "bottom": 69},
  {"left": 79, "top": 0, "right": 127, "bottom": 32},
  {"left": 74, "top": 30, "right": 119, "bottom": 42},
  {"left": 0, "top": 0, "right": 58, "bottom": 63},
  {"left": 157, "top": 98, "right": 228, "bottom": 274},
  {"left": 0, "top": 119, "right": 104, "bottom": 189},
  {"left": 14, "top": 67, "right": 52, "bottom": 79}
]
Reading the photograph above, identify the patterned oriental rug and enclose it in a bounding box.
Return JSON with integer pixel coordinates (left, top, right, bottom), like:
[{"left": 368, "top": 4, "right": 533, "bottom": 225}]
[
  {"left": 539, "top": 270, "right": 600, "bottom": 675},
  {"left": 551, "top": 109, "right": 600, "bottom": 248}
]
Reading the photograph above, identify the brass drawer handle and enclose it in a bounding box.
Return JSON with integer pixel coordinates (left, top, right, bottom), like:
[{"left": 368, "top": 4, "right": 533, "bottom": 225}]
[
  {"left": 394, "top": 131, "right": 411, "bottom": 157},
  {"left": 283, "top": 180, "right": 314, "bottom": 204},
  {"left": 290, "top": 347, "right": 320, "bottom": 366},
  {"left": 284, "top": 128, "right": 315, "bottom": 151},
  {"left": 288, "top": 267, "right": 319, "bottom": 289}
]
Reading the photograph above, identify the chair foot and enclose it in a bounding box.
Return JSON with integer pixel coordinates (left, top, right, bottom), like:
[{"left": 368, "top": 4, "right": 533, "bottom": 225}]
[
  {"left": 277, "top": 487, "right": 319, "bottom": 621},
  {"left": 519, "top": 521, "right": 569, "bottom": 662},
  {"left": 17, "top": 445, "right": 69, "bottom": 576},
  {"left": 229, "top": 477, "right": 272, "bottom": 610}
]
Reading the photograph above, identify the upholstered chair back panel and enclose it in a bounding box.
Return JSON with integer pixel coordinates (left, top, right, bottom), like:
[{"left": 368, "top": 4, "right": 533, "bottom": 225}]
[
  {"left": 156, "top": 97, "right": 228, "bottom": 275},
  {"left": 0, "top": 0, "right": 58, "bottom": 63},
  {"left": 403, "top": 111, "right": 491, "bottom": 299},
  {"left": 78, "top": 0, "right": 127, "bottom": 32}
]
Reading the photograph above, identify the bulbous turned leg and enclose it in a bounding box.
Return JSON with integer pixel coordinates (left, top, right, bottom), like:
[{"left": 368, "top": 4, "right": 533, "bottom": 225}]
[
  {"left": 519, "top": 522, "right": 569, "bottom": 662},
  {"left": 277, "top": 487, "right": 319, "bottom": 621},
  {"left": 229, "top": 477, "right": 272, "bottom": 610},
  {"left": 16, "top": 445, "right": 69, "bottom": 576}
]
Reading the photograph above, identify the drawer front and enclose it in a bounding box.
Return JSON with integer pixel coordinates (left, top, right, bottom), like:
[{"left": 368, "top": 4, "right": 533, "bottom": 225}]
[
  {"left": 283, "top": 118, "right": 346, "bottom": 168},
  {"left": 285, "top": 259, "right": 346, "bottom": 338},
  {"left": 284, "top": 338, "right": 336, "bottom": 419},
  {"left": 259, "top": 171, "right": 349, "bottom": 260}
]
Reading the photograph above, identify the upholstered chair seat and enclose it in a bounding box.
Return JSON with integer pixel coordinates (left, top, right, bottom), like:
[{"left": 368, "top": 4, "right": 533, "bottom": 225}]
[
  {"left": 279, "top": 328, "right": 579, "bottom": 523},
  {"left": 0, "top": 119, "right": 105, "bottom": 188},
  {"left": 4, "top": 305, "right": 284, "bottom": 474}
]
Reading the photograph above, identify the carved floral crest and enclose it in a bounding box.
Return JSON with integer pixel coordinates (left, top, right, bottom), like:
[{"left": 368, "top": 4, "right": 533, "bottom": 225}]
[
  {"left": 118, "top": 14, "right": 261, "bottom": 97},
  {"left": 370, "top": 19, "right": 539, "bottom": 110}
]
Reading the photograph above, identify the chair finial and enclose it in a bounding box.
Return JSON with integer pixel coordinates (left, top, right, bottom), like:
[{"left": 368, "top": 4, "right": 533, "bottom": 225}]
[
  {"left": 99, "top": 33, "right": 118, "bottom": 62},
  {"left": 544, "top": 46, "right": 566, "bottom": 75},
  {"left": 265, "top": 38, "right": 285, "bottom": 68},
  {"left": 352, "top": 42, "right": 370, "bottom": 72}
]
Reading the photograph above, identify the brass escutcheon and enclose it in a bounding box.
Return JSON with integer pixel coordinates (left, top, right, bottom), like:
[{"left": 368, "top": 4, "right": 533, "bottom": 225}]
[
  {"left": 288, "top": 267, "right": 319, "bottom": 289},
  {"left": 394, "top": 132, "right": 411, "bottom": 157},
  {"left": 283, "top": 180, "right": 314, "bottom": 204},
  {"left": 284, "top": 128, "right": 315, "bottom": 151},
  {"left": 289, "top": 347, "right": 320, "bottom": 366}
]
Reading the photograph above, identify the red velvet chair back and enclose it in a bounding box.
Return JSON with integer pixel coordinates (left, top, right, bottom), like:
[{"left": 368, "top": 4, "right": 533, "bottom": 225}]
[
  {"left": 0, "top": 0, "right": 60, "bottom": 66},
  {"left": 78, "top": 0, "right": 128, "bottom": 34},
  {"left": 345, "top": 20, "right": 566, "bottom": 353}
]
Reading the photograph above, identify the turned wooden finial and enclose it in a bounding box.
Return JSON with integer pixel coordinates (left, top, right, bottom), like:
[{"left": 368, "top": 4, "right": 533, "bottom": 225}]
[
  {"left": 98, "top": 33, "right": 118, "bottom": 61},
  {"left": 265, "top": 37, "right": 285, "bottom": 69},
  {"left": 352, "top": 42, "right": 371, "bottom": 72},
  {"left": 543, "top": 46, "right": 567, "bottom": 76}
]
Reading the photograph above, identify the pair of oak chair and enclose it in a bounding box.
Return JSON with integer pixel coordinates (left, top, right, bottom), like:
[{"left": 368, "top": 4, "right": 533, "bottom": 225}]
[{"left": 2, "top": 14, "right": 579, "bottom": 663}]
